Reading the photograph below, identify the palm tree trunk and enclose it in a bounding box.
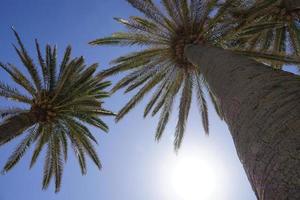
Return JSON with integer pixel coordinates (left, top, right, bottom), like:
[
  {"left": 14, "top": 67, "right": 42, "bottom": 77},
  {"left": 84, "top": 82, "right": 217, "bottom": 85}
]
[
  {"left": 184, "top": 44, "right": 300, "bottom": 200},
  {"left": 0, "top": 112, "right": 36, "bottom": 145}
]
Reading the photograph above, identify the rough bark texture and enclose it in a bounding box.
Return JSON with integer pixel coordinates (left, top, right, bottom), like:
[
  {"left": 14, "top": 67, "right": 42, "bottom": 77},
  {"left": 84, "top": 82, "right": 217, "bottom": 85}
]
[
  {"left": 0, "top": 112, "right": 36, "bottom": 145},
  {"left": 185, "top": 44, "right": 300, "bottom": 200},
  {"left": 282, "top": 0, "right": 300, "bottom": 11}
]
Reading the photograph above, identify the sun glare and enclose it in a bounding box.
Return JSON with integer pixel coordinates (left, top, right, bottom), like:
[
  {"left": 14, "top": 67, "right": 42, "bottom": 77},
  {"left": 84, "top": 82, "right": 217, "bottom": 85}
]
[{"left": 171, "top": 156, "right": 217, "bottom": 200}]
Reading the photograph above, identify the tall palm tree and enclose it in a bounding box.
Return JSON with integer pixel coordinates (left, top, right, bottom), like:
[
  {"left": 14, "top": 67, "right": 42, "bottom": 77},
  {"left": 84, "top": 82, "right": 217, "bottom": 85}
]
[
  {"left": 0, "top": 30, "right": 114, "bottom": 192},
  {"left": 222, "top": 0, "right": 300, "bottom": 69},
  {"left": 90, "top": 0, "right": 300, "bottom": 199}
]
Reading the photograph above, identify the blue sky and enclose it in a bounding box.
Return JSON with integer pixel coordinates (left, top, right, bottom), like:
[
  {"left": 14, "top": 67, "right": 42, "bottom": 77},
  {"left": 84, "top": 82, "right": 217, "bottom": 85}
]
[{"left": 0, "top": 1, "right": 256, "bottom": 200}]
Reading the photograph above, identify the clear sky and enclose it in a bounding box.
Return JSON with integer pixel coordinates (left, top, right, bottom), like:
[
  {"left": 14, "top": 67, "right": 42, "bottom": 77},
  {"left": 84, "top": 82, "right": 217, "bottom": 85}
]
[{"left": 0, "top": 1, "right": 257, "bottom": 200}]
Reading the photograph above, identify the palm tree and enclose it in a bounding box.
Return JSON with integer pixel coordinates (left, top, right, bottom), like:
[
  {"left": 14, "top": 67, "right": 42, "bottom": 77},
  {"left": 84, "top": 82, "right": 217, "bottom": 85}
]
[
  {"left": 0, "top": 30, "right": 115, "bottom": 192},
  {"left": 222, "top": 0, "right": 300, "bottom": 69},
  {"left": 90, "top": 0, "right": 300, "bottom": 199}
]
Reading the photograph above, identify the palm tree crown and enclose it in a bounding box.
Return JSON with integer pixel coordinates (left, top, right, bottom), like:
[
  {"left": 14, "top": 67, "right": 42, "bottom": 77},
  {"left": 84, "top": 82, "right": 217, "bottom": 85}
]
[
  {"left": 90, "top": 0, "right": 300, "bottom": 150},
  {"left": 0, "top": 30, "right": 114, "bottom": 192},
  {"left": 90, "top": 0, "right": 233, "bottom": 150}
]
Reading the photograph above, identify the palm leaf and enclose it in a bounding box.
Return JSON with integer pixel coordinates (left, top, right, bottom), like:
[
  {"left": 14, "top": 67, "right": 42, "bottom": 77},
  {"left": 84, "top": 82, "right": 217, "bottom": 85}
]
[
  {"left": 2, "top": 126, "right": 38, "bottom": 173},
  {"left": 194, "top": 74, "right": 209, "bottom": 135},
  {"left": 174, "top": 73, "right": 192, "bottom": 150},
  {"left": 0, "top": 81, "right": 32, "bottom": 103},
  {"left": 0, "top": 62, "right": 36, "bottom": 96},
  {"left": 12, "top": 28, "right": 42, "bottom": 91},
  {"left": 116, "top": 68, "right": 167, "bottom": 121},
  {"left": 232, "top": 49, "right": 300, "bottom": 64}
]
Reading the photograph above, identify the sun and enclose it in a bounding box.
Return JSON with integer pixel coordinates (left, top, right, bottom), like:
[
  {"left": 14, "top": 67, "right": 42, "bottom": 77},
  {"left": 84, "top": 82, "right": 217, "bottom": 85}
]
[{"left": 171, "top": 156, "right": 217, "bottom": 200}]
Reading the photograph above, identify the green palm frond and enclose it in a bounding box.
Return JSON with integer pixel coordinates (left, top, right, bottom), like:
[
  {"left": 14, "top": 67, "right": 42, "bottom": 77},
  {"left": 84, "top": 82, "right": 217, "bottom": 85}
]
[
  {"left": 194, "top": 74, "right": 209, "bottom": 135},
  {"left": 70, "top": 135, "right": 87, "bottom": 175},
  {"left": 126, "top": 0, "right": 176, "bottom": 32},
  {"left": 52, "top": 134, "right": 63, "bottom": 193},
  {"left": 114, "top": 16, "right": 164, "bottom": 38},
  {"left": 0, "top": 62, "right": 36, "bottom": 96},
  {"left": 232, "top": 49, "right": 300, "bottom": 64},
  {"left": 0, "top": 80, "right": 32, "bottom": 103},
  {"left": 12, "top": 28, "right": 42, "bottom": 92},
  {"left": 30, "top": 126, "right": 49, "bottom": 168},
  {"left": 75, "top": 114, "right": 109, "bottom": 132},
  {"left": 46, "top": 44, "right": 57, "bottom": 91},
  {"left": 143, "top": 78, "right": 169, "bottom": 118},
  {"left": 58, "top": 131, "right": 68, "bottom": 162},
  {"left": 116, "top": 68, "right": 167, "bottom": 121},
  {"left": 174, "top": 73, "right": 192, "bottom": 150},
  {"left": 42, "top": 138, "right": 54, "bottom": 190},
  {"left": 35, "top": 39, "right": 48, "bottom": 88},
  {"left": 155, "top": 69, "right": 183, "bottom": 141},
  {"left": 65, "top": 117, "right": 98, "bottom": 144},
  {"left": 0, "top": 31, "right": 114, "bottom": 192},
  {"left": 90, "top": 32, "right": 167, "bottom": 46},
  {"left": 150, "top": 69, "right": 182, "bottom": 117},
  {"left": 236, "top": 22, "right": 286, "bottom": 38},
  {"left": 224, "top": 0, "right": 300, "bottom": 69},
  {"left": 2, "top": 126, "right": 38, "bottom": 173}
]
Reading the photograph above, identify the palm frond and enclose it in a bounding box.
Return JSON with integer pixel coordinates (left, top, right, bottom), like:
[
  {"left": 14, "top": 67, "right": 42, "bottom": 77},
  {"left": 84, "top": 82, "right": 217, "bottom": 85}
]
[
  {"left": 0, "top": 62, "right": 36, "bottom": 96},
  {"left": 143, "top": 77, "right": 169, "bottom": 117},
  {"left": 12, "top": 28, "right": 42, "bottom": 91},
  {"left": 0, "top": 81, "right": 32, "bottom": 103},
  {"left": 124, "top": 65, "right": 162, "bottom": 93},
  {"left": 232, "top": 49, "right": 300, "bottom": 64},
  {"left": 126, "top": 0, "right": 175, "bottom": 32},
  {"left": 116, "top": 68, "right": 167, "bottom": 121},
  {"left": 236, "top": 22, "right": 286, "bottom": 38},
  {"left": 42, "top": 140, "right": 54, "bottom": 190},
  {"left": 74, "top": 132, "right": 101, "bottom": 170},
  {"left": 2, "top": 126, "right": 38, "bottom": 173},
  {"left": 35, "top": 39, "right": 48, "bottom": 89},
  {"left": 174, "top": 73, "right": 192, "bottom": 150},
  {"left": 90, "top": 32, "right": 166, "bottom": 46},
  {"left": 48, "top": 45, "right": 57, "bottom": 91},
  {"left": 194, "top": 74, "right": 209, "bottom": 135},
  {"left": 59, "top": 131, "right": 68, "bottom": 162},
  {"left": 30, "top": 126, "right": 49, "bottom": 168},
  {"left": 70, "top": 135, "right": 87, "bottom": 175},
  {"left": 151, "top": 71, "right": 179, "bottom": 117},
  {"left": 155, "top": 70, "right": 182, "bottom": 140},
  {"left": 53, "top": 134, "right": 63, "bottom": 193},
  {"left": 64, "top": 117, "right": 98, "bottom": 144}
]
